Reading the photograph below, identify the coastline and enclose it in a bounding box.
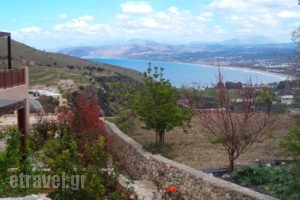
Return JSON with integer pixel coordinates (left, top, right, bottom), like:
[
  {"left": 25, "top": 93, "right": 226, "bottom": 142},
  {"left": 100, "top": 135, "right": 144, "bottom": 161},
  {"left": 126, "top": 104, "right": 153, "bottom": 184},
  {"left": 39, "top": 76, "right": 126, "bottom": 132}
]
[
  {"left": 89, "top": 57, "right": 291, "bottom": 83},
  {"left": 191, "top": 61, "right": 291, "bottom": 81}
]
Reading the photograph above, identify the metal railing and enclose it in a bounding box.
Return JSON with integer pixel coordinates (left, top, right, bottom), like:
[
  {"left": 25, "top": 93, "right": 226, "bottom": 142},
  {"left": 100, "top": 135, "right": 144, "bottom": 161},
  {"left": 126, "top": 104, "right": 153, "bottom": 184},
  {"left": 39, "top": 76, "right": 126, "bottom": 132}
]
[{"left": 0, "top": 68, "right": 25, "bottom": 89}]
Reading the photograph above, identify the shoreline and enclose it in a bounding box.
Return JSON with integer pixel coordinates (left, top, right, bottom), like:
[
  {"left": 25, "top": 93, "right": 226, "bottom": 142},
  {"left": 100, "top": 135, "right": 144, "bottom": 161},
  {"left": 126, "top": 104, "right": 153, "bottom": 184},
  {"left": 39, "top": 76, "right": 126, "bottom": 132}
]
[
  {"left": 190, "top": 61, "right": 291, "bottom": 81},
  {"left": 89, "top": 57, "right": 292, "bottom": 82}
]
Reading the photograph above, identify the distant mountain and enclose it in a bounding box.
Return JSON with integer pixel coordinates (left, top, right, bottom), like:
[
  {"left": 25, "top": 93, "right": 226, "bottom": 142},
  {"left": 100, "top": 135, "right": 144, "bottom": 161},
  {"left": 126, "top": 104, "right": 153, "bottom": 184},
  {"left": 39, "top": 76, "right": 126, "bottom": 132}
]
[
  {"left": 221, "top": 36, "right": 275, "bottom": 45},
  {"left": 59, "top": 40, "right": 178, "bottom": 60},
  {"left": 58, "top": 39, "right": 298, "bottom": 67}
]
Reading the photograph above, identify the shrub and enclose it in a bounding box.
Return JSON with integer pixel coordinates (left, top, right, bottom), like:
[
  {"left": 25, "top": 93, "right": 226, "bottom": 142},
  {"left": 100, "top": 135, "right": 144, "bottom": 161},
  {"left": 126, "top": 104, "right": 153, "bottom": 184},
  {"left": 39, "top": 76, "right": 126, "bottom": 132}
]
[
  {"left": 0, "top": 128, "right": 22, "bottom": 173},
  {"left": 230, "top": 166, "right": 272, "bottom": 187},
  {"left": 0, "top": 128, "right": 36, "bottom": 197},
  {"left": 269, "top": 164, "right": 300, "bottom": 200},
  {"left": 231, "top": 165, "right": 300, "bottom": 199}
]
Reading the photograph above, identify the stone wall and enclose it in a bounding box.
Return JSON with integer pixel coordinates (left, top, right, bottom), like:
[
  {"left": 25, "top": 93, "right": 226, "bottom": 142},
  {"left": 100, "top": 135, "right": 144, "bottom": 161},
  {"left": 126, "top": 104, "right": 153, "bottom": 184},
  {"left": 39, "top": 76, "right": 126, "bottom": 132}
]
[{"left": 105, "top": 121, "right": 278, "bottom": 200}]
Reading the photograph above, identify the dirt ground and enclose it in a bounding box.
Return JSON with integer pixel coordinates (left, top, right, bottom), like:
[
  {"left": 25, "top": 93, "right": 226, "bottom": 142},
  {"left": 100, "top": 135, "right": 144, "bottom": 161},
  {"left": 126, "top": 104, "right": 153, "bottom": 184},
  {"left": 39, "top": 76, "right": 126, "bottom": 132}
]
[{"left": 129, "top": 114, "right": 295, "bottom": 170}]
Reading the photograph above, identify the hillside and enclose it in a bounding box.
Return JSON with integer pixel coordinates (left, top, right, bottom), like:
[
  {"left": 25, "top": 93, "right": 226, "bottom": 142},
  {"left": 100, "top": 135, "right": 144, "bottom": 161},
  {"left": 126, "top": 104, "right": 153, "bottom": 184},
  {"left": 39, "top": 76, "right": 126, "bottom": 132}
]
[
  {"left": 0, "top": 37, "right": 143, "bottom": 87},
  {"left": 0, "top": 38, "right": 144, "bottom": 116}
]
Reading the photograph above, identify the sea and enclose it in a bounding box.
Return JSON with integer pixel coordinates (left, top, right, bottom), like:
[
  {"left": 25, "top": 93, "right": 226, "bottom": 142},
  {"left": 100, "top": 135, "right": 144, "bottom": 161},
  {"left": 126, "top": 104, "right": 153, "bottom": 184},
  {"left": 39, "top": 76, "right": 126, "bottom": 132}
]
[{"left": 90, "top": 58, "right": 287, "bottom": 88}]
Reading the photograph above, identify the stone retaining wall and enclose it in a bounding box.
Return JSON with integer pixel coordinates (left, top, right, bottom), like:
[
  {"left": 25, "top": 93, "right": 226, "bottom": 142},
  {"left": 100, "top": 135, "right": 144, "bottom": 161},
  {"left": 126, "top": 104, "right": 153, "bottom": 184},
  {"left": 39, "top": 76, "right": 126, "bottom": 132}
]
[{"left": 105, "top": 121, "right": 278, "bottom": 200}]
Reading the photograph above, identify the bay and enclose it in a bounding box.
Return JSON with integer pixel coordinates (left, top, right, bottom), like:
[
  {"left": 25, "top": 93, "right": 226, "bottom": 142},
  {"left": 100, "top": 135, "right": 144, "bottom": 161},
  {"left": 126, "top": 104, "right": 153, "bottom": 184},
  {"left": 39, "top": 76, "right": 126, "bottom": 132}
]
[{"left": 90, "top": 58, "right": 286, "bottom": 88}]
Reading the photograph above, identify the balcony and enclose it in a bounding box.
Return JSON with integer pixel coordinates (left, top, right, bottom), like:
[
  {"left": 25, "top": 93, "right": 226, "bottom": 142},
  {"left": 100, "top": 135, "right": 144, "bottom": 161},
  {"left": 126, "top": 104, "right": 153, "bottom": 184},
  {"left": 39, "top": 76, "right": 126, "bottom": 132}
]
[
  {"left": 0, "top": 67, "right": 28, "bottom": 112},
  {"left": 0, "top": 68, "right": 25, "bottom": 89}
]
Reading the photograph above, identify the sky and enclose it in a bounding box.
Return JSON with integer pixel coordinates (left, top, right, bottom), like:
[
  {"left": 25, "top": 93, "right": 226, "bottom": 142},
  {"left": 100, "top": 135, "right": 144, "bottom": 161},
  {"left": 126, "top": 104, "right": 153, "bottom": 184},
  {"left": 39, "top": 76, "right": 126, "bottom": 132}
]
[{"left": 1, "top": 0, "right": 300, "bottom": 50}]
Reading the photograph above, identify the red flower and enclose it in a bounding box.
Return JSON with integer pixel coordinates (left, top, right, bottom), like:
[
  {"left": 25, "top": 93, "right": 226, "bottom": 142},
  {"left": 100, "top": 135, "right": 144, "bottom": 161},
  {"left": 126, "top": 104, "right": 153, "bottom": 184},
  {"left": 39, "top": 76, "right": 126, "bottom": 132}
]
[{"left": 166, "top": 186, "right": 177, "bottom": 193}]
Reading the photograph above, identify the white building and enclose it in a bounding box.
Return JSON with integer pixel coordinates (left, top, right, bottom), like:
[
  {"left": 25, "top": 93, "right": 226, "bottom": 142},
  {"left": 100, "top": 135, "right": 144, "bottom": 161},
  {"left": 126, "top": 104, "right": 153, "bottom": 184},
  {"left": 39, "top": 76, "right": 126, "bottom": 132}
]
[{"left": 280, "top": 95, "right": 294, "bottom": 105}]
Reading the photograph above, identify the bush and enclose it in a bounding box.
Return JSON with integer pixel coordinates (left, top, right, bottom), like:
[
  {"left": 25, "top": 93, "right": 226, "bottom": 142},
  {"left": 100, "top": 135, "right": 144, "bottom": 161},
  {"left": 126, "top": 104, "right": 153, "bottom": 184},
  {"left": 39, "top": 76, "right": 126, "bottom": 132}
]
[
  {"left": 0, "top": 128, "right": 22, "bottom": 173},
  {"left": 0, "top": 128, "right": 37, "bottom": 197},
  {"left": 30, "top": 114, "right": 57, "bottom": 150},
  {"left": 230, "top": 164, "right": 300, "bottom": 199},
  {"left": 230, "top": 166, "right": 272, "bottom": 187},
  {"left": 269, "top": 164, "right": 300, "bottom": 200}
]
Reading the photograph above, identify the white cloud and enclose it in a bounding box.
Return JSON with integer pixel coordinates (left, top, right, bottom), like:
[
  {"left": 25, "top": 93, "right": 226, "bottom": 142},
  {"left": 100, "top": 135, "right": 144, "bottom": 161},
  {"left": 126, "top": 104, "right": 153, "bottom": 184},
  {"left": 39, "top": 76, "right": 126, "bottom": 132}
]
[
  {"left": 20, "top": 26, "right": 43, "bottom": 34},
  {"left": 121, "top": 2, "right": 152, "bottom": 14},
  {"left": 58, "top": 13, "right": 68, "bottom": 19},
  {"left": 209, "top": 0, "right": 248, "bottom": 12},
  {"left": 196, "top": 12, "right": 213, "bottom": 22},
  {"left": 111, "top": 4, "right": 223, "bottom": 43},
  {"left": 54, "top": 16, "right": 111, "bottom": 35},
  {"left": 168, "top": 7, "right": 179, "bottom": 15},
  {"left": 278, "top": 11, "right": 300, "bottom": 19},
  {"left": 115, "top": 14, "right": 130, "bottom": 20},
  {"left": 79, "top": 15, "right": 94, "bottom": 21},
  {"left": 139, "top": 17, "right": 158, "bottom": 28},
  {"left": 206, "top": 0, "right": 300, "bottom": 41},
  {"left": 10, "top": 0, "right": 300, "bottom": 49},
  {"left": 17, "top": 27, "right": 51, "bottom": 39}
]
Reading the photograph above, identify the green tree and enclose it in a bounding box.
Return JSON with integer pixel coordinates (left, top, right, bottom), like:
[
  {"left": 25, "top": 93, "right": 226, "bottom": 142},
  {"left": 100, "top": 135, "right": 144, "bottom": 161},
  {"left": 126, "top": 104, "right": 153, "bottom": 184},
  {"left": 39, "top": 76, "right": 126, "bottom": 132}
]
[
  {"left": 133, "top": 66, "right": 191, "bottom": 144},
  {"left": 257, "top": 87, "right": 276, "bottom": 115}
]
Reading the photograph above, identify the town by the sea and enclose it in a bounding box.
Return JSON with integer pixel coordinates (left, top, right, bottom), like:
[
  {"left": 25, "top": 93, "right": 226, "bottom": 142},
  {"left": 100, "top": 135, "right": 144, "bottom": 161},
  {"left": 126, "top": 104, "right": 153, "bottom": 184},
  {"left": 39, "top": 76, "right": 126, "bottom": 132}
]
[{"left": 90, "top": 58, "right": 287, "bottom": 88}]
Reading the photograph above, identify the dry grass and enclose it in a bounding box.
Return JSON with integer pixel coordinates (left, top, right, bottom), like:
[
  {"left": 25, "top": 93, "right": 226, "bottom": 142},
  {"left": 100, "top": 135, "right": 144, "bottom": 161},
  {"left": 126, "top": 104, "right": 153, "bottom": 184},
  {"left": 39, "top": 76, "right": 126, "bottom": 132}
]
[{"left": 129, "top": 114, "right": 295, "bottom": 170}]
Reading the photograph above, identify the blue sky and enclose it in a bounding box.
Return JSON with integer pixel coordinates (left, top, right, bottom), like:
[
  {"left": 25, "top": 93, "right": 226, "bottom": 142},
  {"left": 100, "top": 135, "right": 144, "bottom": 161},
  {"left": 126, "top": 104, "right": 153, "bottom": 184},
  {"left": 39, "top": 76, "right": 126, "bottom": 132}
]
[{"left": 1, "top": 0, "right": 300, "bottom": 50}]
